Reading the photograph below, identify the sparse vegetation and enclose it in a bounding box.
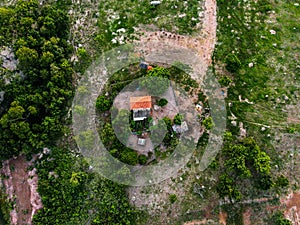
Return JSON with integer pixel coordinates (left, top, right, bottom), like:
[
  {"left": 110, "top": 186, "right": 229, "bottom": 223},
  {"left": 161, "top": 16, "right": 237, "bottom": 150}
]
[{"left": 0, "top": 0, "right": 298, "bottom": 224}]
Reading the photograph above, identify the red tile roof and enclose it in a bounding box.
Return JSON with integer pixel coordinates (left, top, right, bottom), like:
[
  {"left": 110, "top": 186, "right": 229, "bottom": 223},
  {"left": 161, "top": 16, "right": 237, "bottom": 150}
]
[{"left": 130, "top": 96, "right": 152, "bottom": 110}]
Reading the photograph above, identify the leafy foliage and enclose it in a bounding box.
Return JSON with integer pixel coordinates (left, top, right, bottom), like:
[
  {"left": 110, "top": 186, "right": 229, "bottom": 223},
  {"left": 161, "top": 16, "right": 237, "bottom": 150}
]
[
  {"left": 217, "top": 135, "right": 272, "bottom": 201},
  {"left": 169, "top": 194, "right": 177, "bottom": 204},
  {"left": 96, "top": 94, "right": 112, "bottom": 112},
  {"left": 0, "top": 0, "right": 73, "bottom": 159},
  {"left": 269, "top": 212, "right": 292, "bottom": 225},
  {"left": 157, "top": 98, "right": 168, "bottom": 107},
  {"left": 173, "top": 113, "right": 183, "bottom": 125},
  {"left": 140, "top": 69, "right": 170, "bottom": 96},
  {"left": 33, "top": 147, "right": 139, "bottom": 225},
  {"left": 202, "top": 117, "right": 214, "bottom": 130}
]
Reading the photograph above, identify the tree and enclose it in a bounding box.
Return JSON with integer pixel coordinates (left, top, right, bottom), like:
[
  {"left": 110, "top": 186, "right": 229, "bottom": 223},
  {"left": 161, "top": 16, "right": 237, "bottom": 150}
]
[
  {"left": 225, "top": 53, "right": 241, "bottom": 73},
  {"left": 256, "top": 174, "right": 273, "bottom": 190},
  {"left": 138, "top": 154, "right": 148, "bottom": 165},
  {"left": 96, "top": 95, "right": 112, "bottom": 112},
  {"left": 174, "top": 113, "right": 183, "bottom": 125},
  {"left": 139, "top": 76, "right": 169, "bottom": 96},
  {"left": 275, "top": 175, "right": 289, "bottom": 188},
  {"left": 157, "top": 98, "right": 168, "bottom": 107},
  {"left": 111, "top": 109, "right": 131, "bottom": 144},
  {"left": 202, "top": 116, "right": 214, "bottom": 130},
  {"left": 147, "top": 66, "right": 170, "bottom": 78},
  {"left": 120, "top": 149, "right": 138, "bottom": 165},
  {"left": 216, "top": 173, "right": 242, "bottom": 202},
  {"left": 16, "top": 46, "right": 38, "bottom": 70}
]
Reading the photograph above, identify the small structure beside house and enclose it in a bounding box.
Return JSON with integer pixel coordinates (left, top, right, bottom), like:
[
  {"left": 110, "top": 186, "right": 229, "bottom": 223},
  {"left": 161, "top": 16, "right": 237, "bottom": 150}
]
[
  {"left": 195, "top": 103, "right": 203, "bottom": 113},
  {"left": 139, "top": 62, "right": 149, "bottom": 69},
  {"left": 130, "top": 96, "right": 152, "bottom": 121},
  {"left": 139, "top": 62, "right": 153, "bottom": 71},
  {"left": 172, "top": 121, "right": 188, "bottom": 134},
  {"left": 137, "top": 138, "right": 146, "bottom": 146}
]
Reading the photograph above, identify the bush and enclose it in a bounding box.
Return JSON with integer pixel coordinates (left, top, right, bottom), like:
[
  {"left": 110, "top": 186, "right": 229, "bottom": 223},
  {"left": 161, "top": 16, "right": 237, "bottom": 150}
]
[
  {"left": 120, "top": 149, "right": 138, "bottom": 165},
  {"left": 219, "top": 75, "right": 232, "bottom": 87},
  {"left": 169, "top": 194, "right": 177, "bottom": 204},
  {"left": 269, "top": 212, "right": 292, "bottom": 225},
  {"left": 202, "top": 117, "right": 214, "bottom": 130},
  {"left": 96, "top": 95, "right": 112, "bottom": 112},
  {"left": 138, "top": 154, "right": 148, "bottom": 165},
  {"left": 275, "top": 175, "right": 289, "bottom": 188},
  {"left": 157, "top": 98, "right": 168, "bottom": 107},
  {"left": 173, "top": 113, "right": 183, "bottom": 125},
  {"left": 225, "top": 54, "right": 241, "bottom": 73}
]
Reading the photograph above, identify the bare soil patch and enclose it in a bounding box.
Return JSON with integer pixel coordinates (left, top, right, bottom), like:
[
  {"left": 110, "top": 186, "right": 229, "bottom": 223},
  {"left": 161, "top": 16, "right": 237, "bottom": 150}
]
[
  {"left": 281, "top": 191, "right": 300, "bottom": 225},
  {"left": 219, "top": 211, "right": 227, "bottom": 225},
  {"left": 243, "top": 207, "right": 252, "bottom": 225},
  {"left": 1, "top": 155, "right": 42, "bottom": 225}
]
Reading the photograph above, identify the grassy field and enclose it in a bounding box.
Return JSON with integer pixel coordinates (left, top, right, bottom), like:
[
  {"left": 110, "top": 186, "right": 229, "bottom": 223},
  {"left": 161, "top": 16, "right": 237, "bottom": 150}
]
[
  {"left": 95, "top": 0, "right": 203, "bottom": 51},
  {"left": 213, "top": 0, "right": 299, "bottom": 224}
]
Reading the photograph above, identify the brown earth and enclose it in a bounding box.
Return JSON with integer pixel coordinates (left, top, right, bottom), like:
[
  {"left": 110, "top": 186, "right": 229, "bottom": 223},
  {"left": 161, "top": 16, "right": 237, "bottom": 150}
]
[
  {"left": 219, "top": 211, "right": 227, "bottom": 225},
  {"left": 1, "top": 155, "right": 42, "bottom": 225},
  {"left": 281, "top": 191, "right": 300, "bottom": 225},
  {"left": 243, "top": 207, "right": 252, "bottom": 225}
]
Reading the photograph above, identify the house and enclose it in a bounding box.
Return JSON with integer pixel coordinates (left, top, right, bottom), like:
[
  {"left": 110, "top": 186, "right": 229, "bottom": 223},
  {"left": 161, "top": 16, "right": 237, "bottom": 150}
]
[{"left": 130, "top": 96, "right": 152, "bottom": 121}]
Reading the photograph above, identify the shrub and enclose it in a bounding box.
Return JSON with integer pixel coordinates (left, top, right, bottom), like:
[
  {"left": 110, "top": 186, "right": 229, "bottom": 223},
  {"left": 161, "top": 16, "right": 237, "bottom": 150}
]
[
  {"left": 169, "top": 194, "right": 177, "bottom": 204},
  {"left": 138, "top": 154, "right": 148, "bottom": 165},
  {"left": 225, "top": 54, "right": 241, "bottom": 73},
  {"left": 96, "top": 95, "right": 111, "bottom": 112},
  {"left": 202, "top": 117, "right": 214, "bottom": 130},
  {"left": 275, "top": 175, "right": 289, "bottom": 188},
  {"left": 173, "top": 113, "right": 183, "bottom": 125},
  {"left": 157, "top": 98, "right": 168, "bottom": 107},
  {"left": 219, "top": 75, "right": 232, "bottom": 87}
]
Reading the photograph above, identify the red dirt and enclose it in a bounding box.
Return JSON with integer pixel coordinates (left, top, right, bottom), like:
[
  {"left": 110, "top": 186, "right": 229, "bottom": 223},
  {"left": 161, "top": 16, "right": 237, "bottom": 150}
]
[
  {"left": 281, "top": 191, "right": 300, "bottom": 225},
  {"left": 243, "top": 207, "right": 252, "bottom": 225},
  {"left": 1, "top": 155, "right": 42, "bottom": 225},
  {"left": 219, "top": 211, "right": 227, "bottom": 225}
]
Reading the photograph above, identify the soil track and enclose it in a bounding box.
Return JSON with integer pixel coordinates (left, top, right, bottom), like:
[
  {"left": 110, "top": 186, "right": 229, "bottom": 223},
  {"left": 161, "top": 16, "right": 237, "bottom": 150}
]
[
  {"left": 134, "top": 0, "right": 217, "bottom": 82},
  {"left": 281, "top": 191, "right": 300, "bottom": 225},
  {"left": 128, "top": 0, "right": 218, "bottom": 223},
  {"left": 1, "top": 156, "right": 42, "bottom": 225}
]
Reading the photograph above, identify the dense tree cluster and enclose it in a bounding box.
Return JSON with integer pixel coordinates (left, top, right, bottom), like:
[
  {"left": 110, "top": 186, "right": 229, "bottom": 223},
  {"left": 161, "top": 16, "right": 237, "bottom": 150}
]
[
  {"left": 216, "top": 133, "right": 274, "bottom": 201},
  {"left": 33, "top": 147, "right": 138, "bottom": 225},
  {"left": 0, "top": 0, "right": 73, "bottom": 159},
  {"left": 140, "top": 67, "right": 170, "bottom": 96},
  {"left": 100, "top": 122, "right": 139, "bottom": 166}
]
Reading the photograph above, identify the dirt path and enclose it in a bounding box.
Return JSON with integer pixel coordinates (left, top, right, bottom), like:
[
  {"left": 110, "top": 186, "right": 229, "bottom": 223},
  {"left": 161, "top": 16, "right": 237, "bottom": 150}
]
[
  {"left": 128, "top": 0, "right": 218, "bottom": 223},
  {"left": 134, "top": 0, "right": 217, "bottom": 82},
  {"left": 1, "top": 155, "right": 42, "bottom": 225}
]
